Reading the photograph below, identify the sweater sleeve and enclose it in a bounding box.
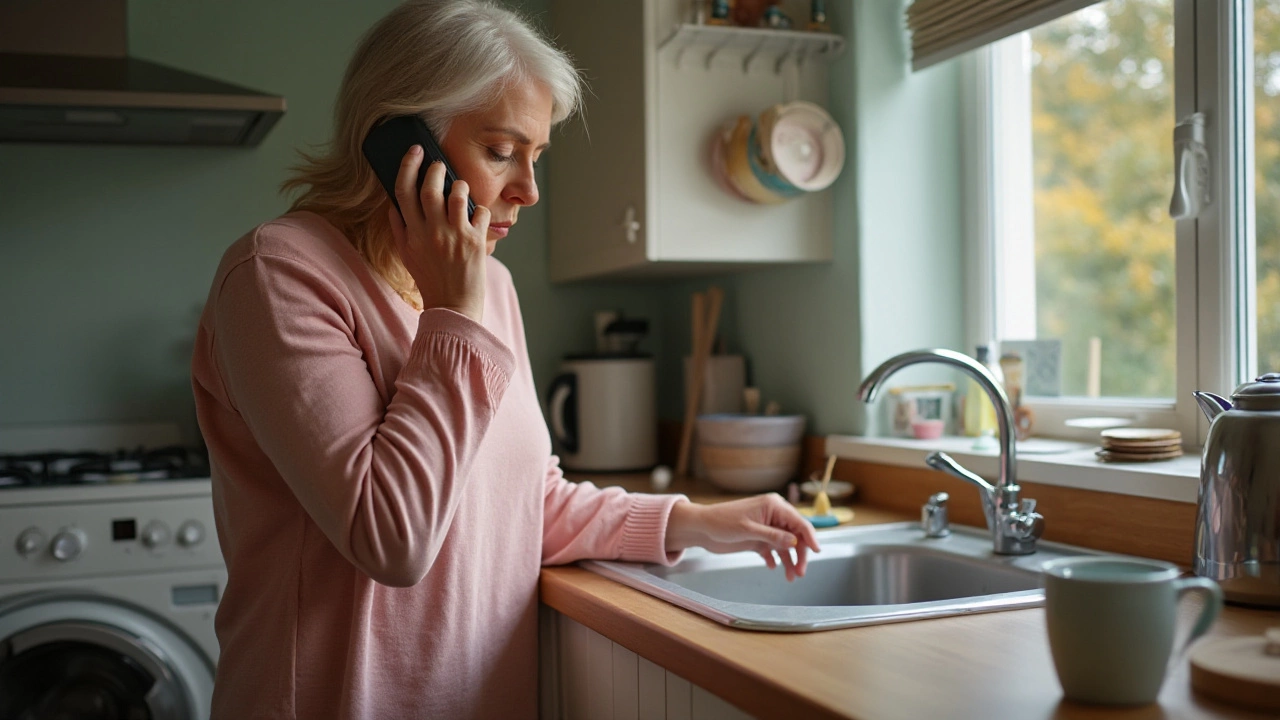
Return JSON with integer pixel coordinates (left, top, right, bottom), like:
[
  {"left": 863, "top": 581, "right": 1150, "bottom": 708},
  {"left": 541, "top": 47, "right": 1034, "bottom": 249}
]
[
  {"left": 540, "top": 455, "right": 687, "bottom": 567},
  {"left": 208, "top": 252, "right": 516, "bottom": 587}
]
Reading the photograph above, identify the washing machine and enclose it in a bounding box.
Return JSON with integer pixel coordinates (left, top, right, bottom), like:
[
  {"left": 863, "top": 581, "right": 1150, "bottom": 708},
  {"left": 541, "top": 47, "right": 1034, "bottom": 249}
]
[{"left": 0, "top": 476, "right": 224, "bottom": 720}]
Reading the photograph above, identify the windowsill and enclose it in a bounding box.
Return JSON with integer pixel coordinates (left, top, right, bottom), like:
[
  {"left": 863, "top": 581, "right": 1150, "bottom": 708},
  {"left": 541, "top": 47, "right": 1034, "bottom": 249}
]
[{"left": 824, "top": 434, "right": 1200, "bottom": 504}]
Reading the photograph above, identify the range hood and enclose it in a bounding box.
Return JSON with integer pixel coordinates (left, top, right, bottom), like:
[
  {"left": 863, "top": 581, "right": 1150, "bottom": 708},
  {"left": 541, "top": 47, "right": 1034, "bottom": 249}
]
[{"left": 0, "top": 0, "right": 285, "bottom": 146}]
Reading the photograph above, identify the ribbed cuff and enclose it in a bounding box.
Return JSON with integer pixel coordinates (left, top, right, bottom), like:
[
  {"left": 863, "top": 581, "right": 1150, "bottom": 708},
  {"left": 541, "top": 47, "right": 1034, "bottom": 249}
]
[
  {"left": 408, "top": 309, "right": 517, "bottom": 404},
  {"left": 620, "top": 493, "right": 689, "bottom": 566}
]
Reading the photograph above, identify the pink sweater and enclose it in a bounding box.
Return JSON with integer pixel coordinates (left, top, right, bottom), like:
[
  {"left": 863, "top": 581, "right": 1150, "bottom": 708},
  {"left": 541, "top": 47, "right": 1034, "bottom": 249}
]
[{"left": 191, "top": 212, "right": 683, "bottom": 719}]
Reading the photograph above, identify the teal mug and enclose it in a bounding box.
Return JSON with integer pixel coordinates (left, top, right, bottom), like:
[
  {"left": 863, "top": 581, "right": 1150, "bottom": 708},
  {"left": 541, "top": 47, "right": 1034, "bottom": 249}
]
[{"left": 1042, "top": 556, "right": 1223, "bottom": 706}]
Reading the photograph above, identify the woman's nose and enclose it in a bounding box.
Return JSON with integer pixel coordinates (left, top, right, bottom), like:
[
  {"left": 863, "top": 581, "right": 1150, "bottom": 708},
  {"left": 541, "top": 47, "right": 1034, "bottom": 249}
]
[{"left": 504, "top": 164, "right": 539, "bottom": 207}]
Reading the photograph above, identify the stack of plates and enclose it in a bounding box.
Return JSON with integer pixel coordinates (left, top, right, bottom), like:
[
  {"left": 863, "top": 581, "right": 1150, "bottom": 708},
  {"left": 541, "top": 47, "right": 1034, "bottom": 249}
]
[{"left": 1096, "top": 428, "right": 1183, "bottom": 463}]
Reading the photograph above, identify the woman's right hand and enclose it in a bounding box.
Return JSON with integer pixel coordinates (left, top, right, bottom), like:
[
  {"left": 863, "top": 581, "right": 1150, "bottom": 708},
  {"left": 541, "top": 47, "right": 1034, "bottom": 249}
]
[{"left": 387, "top": 145, "right": 492, "bottom": 322}]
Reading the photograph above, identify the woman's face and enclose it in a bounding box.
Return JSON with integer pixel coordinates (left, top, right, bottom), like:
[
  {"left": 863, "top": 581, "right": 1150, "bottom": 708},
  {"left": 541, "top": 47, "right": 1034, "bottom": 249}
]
[{"left": 441, "top": 80, "right": 553, "bottom": 255}]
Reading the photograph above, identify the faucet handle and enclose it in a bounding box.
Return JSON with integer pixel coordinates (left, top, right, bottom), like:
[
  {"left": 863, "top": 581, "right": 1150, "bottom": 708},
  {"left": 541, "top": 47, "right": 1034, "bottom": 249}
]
[
  {"left": 925, "top": 451, "right": 996, "bottom": 531},
  {"left": 1010, "top": 498, "right": 1045, "bottom": 542},
  {"left": 922, "top": 492, "right": 951, "bottom": 538}
]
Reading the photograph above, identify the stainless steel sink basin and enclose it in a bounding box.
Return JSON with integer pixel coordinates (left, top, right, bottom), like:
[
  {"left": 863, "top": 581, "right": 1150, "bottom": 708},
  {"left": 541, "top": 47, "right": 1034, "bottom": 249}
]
[{"left": 581, "top": 522, "right": 1105, "bottom": 631}]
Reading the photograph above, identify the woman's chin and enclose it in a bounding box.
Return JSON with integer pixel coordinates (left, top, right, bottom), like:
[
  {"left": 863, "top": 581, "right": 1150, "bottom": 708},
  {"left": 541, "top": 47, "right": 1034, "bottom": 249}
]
[{"left": 486, "top": 239, "right": 499, "bottom": 255}]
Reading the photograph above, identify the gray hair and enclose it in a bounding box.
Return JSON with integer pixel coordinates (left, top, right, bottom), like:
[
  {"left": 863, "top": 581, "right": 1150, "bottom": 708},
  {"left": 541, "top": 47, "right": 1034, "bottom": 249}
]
[
  {"left": 339, "top": 0, "right": 584, "bottom": 139},
  {"left": 282, "top": 0, "right": 584, "bottom": 308}
]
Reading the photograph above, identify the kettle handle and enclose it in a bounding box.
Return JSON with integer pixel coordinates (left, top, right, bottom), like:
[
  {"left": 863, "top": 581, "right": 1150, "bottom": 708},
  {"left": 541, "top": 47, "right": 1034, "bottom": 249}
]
[{"left": 546, "top": 373, "right": 578, "bottom": 454}]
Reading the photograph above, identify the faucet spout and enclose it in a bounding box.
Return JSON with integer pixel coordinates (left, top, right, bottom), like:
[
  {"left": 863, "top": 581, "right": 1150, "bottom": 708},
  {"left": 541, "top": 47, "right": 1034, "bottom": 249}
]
[
  {"left": 859, "top": 348, "right": 1043, "bottom": 555},
  {"left": 859, "top": 348, "right": 1016, "bottom": 490}
]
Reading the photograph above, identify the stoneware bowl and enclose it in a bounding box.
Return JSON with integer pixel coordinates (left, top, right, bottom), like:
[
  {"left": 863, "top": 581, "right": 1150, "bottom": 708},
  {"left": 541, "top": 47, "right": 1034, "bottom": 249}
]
[
  {"left": 758, "top": 101, "right": 845, "bottom": 192},
  {"left": 698, "top": 443, "right": 802, "bottom": 493},
  {"left": 695, "top": 414, "right": 807, "bottom": 447},
  {"left": 723, "top": 115, "right": 788, "bottom": 204}
]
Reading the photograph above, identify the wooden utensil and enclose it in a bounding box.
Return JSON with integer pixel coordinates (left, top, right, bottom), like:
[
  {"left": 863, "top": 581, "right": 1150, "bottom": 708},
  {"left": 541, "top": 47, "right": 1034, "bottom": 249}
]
[
  {"left": 813, "top": 454, "right": 837, "bottom": 517},
  {"left": 676, "top": 286, "right": 724, "bottom": 478}
]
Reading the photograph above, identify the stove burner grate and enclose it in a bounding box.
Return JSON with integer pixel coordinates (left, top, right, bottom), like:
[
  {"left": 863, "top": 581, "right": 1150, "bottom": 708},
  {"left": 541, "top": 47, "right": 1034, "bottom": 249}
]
[{"left": 0, "top": 446, "right": 209, "bottom": 488}]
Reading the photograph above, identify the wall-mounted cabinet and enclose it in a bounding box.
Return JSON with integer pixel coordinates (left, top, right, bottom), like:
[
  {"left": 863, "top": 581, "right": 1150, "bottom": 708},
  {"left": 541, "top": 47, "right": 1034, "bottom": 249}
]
[{"left": 547, "top": 0, "right": 845, "bottom": 282}]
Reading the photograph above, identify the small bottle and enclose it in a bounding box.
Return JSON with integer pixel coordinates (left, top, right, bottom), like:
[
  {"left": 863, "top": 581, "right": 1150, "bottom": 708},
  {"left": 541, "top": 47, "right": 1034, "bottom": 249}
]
[
  {"left": 999, "top": 352, "right": 1024, "bottom": 410},
  {"left": 707, "top": 0, "right": 734, "bottom": 25},
  {"left": 963, "top": 345, "right": 1004, "bottom": 438},
  {"left": 690, "top": 0, "right": 707, "bottom": 24},
  {"left": 808, "top": 0, "right": 830, "bottom": 32}
]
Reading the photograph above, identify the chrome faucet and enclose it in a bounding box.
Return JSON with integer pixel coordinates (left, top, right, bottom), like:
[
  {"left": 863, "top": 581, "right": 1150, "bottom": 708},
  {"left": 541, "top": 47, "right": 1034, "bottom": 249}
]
[{"left": 858, "top": 348, "right": 1045, "bottom": 555}]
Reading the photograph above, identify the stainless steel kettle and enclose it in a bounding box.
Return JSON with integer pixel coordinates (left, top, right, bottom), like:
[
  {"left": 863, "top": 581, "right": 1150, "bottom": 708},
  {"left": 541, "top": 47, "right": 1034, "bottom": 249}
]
[{"left": 1193, "top": 374, "right": 1280, "bottom": 607}]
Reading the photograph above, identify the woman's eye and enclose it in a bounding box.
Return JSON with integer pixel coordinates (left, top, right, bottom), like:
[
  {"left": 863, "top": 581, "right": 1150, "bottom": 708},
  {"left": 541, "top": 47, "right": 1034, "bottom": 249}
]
[{"left": 487, "top": 148, "right": 513, "bottom": 163}]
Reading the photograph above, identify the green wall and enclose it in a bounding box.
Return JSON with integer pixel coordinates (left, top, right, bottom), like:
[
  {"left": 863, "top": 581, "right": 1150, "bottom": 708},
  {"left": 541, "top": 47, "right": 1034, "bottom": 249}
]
[
  {"left": 653, "top": 0, "right": 965, "bottom": 436},
  {"left": 0, "top": 0, "right": 666, "bottom": 446},
  {"left": 0, "top": 0, "right": 964, "bottom": 446},
  {"left": 851, "top": 0, "right": 966, "bottom": 431}
]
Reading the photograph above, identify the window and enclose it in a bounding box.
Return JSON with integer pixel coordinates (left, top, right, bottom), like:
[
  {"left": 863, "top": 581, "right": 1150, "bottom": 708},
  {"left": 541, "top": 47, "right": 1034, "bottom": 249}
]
[
  {"left": 1255, "top": 1, "right": 1280, "bottom": 371},
  {"left": 967, "top": 0, "right": 1260, "bottom": 441}
]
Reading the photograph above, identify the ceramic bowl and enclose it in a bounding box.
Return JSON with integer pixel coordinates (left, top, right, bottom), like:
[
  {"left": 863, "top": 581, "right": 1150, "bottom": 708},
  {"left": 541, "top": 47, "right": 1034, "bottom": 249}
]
[
  {"left": 709, "top": 125, "right": 753, "bottom": 203},
  {"left": 695, "top": 414, "right": 807, "bottom": 447},
  {"left": 698, "top": 443, "right": 801, "bottom": 493},
  {"left": 758, "top": 101, "right": 845, "bottom": 192},
  {"left": 723, "top": 115, "right": 788, "bottom": 204}
]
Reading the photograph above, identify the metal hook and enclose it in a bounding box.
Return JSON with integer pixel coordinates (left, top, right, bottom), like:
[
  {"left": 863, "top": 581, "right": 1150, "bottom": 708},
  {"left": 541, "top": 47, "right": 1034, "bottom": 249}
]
[
  {"left": 704, "top": 36, "right": 732, "bottom": 70},
  {"left": 742, "top": 36, "right": 769, "bottom": 74},
  {"left": 774, "top": 39, "right": 799, "bottom": 74}
]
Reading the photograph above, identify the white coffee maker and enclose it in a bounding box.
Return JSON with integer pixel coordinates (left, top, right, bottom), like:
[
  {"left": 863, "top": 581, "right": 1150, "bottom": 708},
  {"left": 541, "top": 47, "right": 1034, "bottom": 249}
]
[{"left": 545, "top": 316, "right": 656, "bottom": 472}]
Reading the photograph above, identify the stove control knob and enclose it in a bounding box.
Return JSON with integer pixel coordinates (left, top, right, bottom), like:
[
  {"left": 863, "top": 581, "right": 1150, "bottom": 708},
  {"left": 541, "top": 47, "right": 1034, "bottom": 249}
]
[
  {"left": 177, "top": 521, "right": 204, "bottom": 547},
  {"left": 141, "top": 521, "right": 171, "bottom": 549},
  {"left": 16, "top": 528, "right": 45, "bottom": 558},
  {"left": 51, "top": 529, "right": 86, "bottom": 562}
]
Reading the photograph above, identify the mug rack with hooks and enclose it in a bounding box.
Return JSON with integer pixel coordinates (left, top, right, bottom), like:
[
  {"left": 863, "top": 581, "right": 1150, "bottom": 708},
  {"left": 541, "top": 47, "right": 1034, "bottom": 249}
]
[{"left": 659, "top": 23, "right": 845, "bottom": 74}]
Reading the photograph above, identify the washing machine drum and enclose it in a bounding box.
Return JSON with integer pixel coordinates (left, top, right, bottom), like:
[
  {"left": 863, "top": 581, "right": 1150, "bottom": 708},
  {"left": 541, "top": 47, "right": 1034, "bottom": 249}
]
[{"left": 0, "top": 591, "right": 214, "bottom": 720}]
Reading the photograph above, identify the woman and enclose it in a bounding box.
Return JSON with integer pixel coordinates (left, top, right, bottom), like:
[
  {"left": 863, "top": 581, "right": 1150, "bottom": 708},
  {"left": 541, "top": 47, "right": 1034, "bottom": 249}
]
[{"left": 191, "top": 1, "right": 820, "bottom": 717}]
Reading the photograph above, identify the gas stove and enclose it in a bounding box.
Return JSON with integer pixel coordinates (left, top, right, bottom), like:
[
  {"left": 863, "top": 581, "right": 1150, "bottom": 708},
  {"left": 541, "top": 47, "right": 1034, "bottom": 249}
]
[{"left": 0, "top": 445, "right": 210, "bottom": 489}]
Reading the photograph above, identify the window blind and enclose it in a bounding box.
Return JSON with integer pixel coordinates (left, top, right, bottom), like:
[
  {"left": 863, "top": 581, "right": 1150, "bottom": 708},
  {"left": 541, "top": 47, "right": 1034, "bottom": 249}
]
[{"left": 907, "top": 0, "right": 1102, "bottom": 70}]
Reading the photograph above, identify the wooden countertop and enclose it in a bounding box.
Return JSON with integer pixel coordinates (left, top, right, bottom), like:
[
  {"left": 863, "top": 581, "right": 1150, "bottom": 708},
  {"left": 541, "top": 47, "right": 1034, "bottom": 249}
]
[{"left": 541, "top": 474, "right": 1280, "bottom": 720}]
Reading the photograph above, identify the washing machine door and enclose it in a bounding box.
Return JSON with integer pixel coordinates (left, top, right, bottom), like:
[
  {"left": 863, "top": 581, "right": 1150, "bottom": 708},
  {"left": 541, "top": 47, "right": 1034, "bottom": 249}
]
[{"left": 0, "top": 591, "right": 214, "bottom": 720}]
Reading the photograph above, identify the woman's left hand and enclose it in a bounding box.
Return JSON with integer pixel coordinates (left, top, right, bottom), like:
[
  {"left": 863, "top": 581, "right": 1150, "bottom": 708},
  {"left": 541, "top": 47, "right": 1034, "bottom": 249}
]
[{"left": 665, "top": 494, "right": 821, "bottom": 582}]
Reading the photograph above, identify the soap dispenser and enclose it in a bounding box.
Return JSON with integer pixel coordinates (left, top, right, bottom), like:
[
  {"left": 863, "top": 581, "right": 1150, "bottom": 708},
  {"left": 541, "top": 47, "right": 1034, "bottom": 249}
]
[{"left": 963, "top": 345, "right": 1003, "bottom": 440}]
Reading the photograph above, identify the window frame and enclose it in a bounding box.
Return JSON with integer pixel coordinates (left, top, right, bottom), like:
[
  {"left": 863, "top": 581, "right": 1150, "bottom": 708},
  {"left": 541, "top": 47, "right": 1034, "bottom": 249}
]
[{"left": 962, "top": 0, "right": 1253, "bottom": 445}]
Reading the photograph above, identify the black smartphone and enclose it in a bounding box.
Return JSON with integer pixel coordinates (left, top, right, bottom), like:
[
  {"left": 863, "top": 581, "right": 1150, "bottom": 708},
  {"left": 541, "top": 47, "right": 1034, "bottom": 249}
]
[{"left": 362, "top": 115, "right": 476, "bottom": 221}]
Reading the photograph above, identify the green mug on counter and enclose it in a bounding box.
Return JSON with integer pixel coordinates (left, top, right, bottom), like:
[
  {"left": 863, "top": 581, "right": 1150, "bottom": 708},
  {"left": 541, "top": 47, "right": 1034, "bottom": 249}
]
[{"left": 1043, "top": 556, "right": 1223, "bottom": 706}]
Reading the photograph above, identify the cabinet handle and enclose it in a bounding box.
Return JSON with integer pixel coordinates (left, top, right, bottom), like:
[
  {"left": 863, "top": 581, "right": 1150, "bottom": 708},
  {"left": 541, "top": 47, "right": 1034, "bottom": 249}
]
[{"left": 621, "top": 206, "right": 641, "bottom": 243}]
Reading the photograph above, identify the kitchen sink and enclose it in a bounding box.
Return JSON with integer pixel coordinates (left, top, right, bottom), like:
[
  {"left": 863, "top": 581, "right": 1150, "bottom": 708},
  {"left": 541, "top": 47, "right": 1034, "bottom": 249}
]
[{"left": 581, "top": 522, "right": 1105, "bottom": 631}]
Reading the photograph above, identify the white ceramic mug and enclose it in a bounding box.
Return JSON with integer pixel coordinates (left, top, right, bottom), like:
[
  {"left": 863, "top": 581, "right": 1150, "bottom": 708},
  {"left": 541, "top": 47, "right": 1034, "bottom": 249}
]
[{"left": 1042, "top": 556, "right": 1223, "bottom": 706}]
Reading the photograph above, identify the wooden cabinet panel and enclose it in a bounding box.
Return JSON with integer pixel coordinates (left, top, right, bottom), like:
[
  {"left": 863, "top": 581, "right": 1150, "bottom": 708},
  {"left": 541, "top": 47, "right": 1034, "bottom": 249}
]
[
  {"left": 545, "top": 608, "right": 754, "bottom": 719},
  {"left": 639, "top": 656, "right": 668, "bottom": 720}
]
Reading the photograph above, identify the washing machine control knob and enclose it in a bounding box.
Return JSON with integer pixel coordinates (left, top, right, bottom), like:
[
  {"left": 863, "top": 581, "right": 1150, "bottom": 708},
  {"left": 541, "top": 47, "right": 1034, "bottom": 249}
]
[
  {"left": 141, "top": 521, "right": 171, "bottom": 549},
  {"left": 51, "top": 529, "right": 86, "bottom": 562},
  {"left": 15, "top": 528, "right": 45, "bottom": 558},
  {"left": 177, "top": 521, "right": 204, "bottom": 547}
]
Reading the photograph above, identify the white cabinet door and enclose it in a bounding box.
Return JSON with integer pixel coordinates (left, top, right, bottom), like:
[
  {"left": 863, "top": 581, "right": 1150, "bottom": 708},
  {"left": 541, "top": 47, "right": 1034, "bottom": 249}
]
[
  {"left": 541, "top": 608, "right": 756, "bottom": 720},
  {"left": 547, "top": 0, "right": 840, "bottom": 282},
  {"left": 547, "top": 0, "right": 651, "bottom": 282}
]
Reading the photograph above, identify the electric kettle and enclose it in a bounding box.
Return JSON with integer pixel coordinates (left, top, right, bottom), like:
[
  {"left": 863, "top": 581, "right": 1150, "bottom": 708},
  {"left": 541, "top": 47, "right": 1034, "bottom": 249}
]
[
  {"left": 545, "top": 355, "right": 656, "bottom": 472},
  {"left": 1193, "top": 374, "right": 1280, "bottom": 607}
]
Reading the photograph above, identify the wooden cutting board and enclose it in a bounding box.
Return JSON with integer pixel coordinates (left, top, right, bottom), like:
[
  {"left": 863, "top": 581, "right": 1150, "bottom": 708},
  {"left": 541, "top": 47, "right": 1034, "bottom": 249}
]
[{"left": 1188, "top": 629, "right": 1280, "bottom": 712}]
